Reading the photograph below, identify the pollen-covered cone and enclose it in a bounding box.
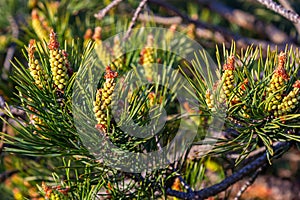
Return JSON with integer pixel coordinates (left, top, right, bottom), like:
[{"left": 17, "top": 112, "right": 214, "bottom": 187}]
[
  {"left": 277, "top": 80, "right": 300, "bottom": 116},
  {"left": 205, "top": 89, "right": 214, "bottom": 109},
  {"left": 83, "top": 28, "right": 93, "bottom": 48},
  {"left": 93, "top": 27, "right": 112, "bottom": 68},
  {"left": 28, "top": 39, "right": 49, "bottom": 88},
  {"left": 48, "top": 30, "right": 69, "bottom": 91},
  {"left": 221, "top": 56, "right": 235, "bottom": 99},
  {"left": 140, "top": 34, "right": 155, "bottom": 81},
  {"left": 165, "top": 24, "right": 177, "bottom": 45},
  {"left": 31, "top": 9, "right": 49, "bottom": 42},
  {"left": 206, "top": 80, "right": 226, "bottom": 112},
  {"left": 94, "top": 66, "right": 118, "bottom": 132},
  {"left": 266, "top": 52, "right": 289, "bottom": 113},
  {"left": 27, "top": 97, "right": 44, "bottom": 129},
  {"left": 111, "top": 36, "right": 126, "bottom": 71}
]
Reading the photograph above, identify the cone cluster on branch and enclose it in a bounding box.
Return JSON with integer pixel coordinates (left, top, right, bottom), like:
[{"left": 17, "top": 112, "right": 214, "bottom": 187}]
[
  {"left": 48, "top": 29, "right": 70, "bottom": 91},
  {"left": 28, "top": 39, "right": 49, "bottom": 89},
  {"left": 206, "top": 52, "right": 300, "bottom": 119},
  {"left": 94, "top": 66, "right": 118, "bottom": 132},
  {"left": 205, "top": 56, "right": 235, "bottom": 111},
  {"left": 222, "top": 55, "right": 235, "bottom": 99},
  {"left": 266, "top": 52, "right": 289, "bottom": 114},
  {"left": 277, "top": 80, "right": 300, "bottom": 116}
]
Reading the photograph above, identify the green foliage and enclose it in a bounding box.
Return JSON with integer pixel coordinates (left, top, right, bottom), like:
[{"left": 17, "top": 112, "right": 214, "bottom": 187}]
[{"left": 3, "top": 26, "right": 300, "bottom": 198}]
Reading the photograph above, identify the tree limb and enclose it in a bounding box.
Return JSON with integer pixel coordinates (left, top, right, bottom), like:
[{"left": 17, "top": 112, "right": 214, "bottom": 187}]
[
  {"left": 94, "top": 0, "right": 124, "bottom": 20},
  {"left": 166, "top": 141, "right": 291, "bottom": 199},
  {"left": 123, "top": 0, "right": 148, "bottom": 41},
  {"left": 255, "top": 0, "right": 300, "bottom": 23},
  {"left": 278, "top": 0, "right": 300, "bottom": 35}
]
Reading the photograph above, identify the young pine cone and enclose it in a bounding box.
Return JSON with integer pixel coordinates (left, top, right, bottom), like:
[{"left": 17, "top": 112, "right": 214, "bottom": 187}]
[
  {"left": 31, "top": 9, "right": 49, "bottom": 42},
  {"left": 266, "top": 52, "right": 289, "bottom": 112},
  {"left": 28, "top": 39, "right": 49, "bottom": 88},
  {"left": 93, "top": 27, "right": 112, "bottom": 68},
  {"left": 205, "top": 89, "right": 214, "bottom": 110},
  {"left": 94, "top": 66, "right": 118, "bottom": 132},
  {"left": 140, "top": 34, "right": 155, "bottom": 81},
  {"left": 206, "top": 80, "right": 227, "bottom": 111},
  {"left": 221, "top": 55, "right": 235, "bottom": 99},
  {"left": 48, "top": 30, "right": 70, "bottom": 91},
  {"left": 111, "top": 36, "right": 126, "bottom": 71},
  {"left": 276, "top": 80, "right": 300, "bottom": 116}
]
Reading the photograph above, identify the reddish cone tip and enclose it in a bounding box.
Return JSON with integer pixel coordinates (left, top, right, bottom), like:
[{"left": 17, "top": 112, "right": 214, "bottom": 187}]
[
  {"left": 31, "top": 9, "right": 39, "bottom": 19},
  {"left": 104, "top": 66, "right": 118, "bottom": 79},
  {"left": 28, "top": 39, "right": 36, "bottom": 57},
  {"left": 48, "top": 29, "right": 60, "bottom": 50},
  {"left": 293, "top": 80, "right": 300, "bottom": 88},
  {"left": 223, "top": 55, "right": 235, "bottom": 70},
  {"left": 95, "top": 124, "right": 106, "bottom": 132},
  {"left": 275, "top": 52, "right": 289, "bottom": 80},
  {"left": 92, "top": 27, "right": 102, "bottom": 41}
]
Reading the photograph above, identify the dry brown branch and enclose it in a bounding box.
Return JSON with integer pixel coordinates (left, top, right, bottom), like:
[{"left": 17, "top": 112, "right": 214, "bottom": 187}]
[
  {"left": 197, "top": 0, "right": 291, "bottom": 44},
  {"left": 255, "top": 0, "right": 300, "bottom": 23},
  {"left": 94, "top": 0, "right": 124, "bottom": 20},
  {"left": 278, "top": 0, "right": 300, "bottom": 35},
  {"left": 123, "top": 0, "right": 148, "bottom": 41}
]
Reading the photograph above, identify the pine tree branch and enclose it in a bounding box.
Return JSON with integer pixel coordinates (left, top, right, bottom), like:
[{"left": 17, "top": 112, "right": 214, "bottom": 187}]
[
  {"left": 166, "top": 141, "right": 292, "bottom": 199},
  {"left": 94, "top": 0, "right": 124, "bottom": 20},
  {"left": 255, "top": 0, "right": 300, "bottom": 23},
  {"left": 123, "top": 0, "right": 148, "bottom": 41}
]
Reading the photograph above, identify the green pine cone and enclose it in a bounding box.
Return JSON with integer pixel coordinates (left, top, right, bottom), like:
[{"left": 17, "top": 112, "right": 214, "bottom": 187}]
[
  {"left": 28, "top": 40, "right": 48, "bottom": 88},
  {"left": 266, "top": 52, "right": 289, "bottom": 113},
  {"left": 48, "top": 30, "right": 69, "bottom": 91},
  {"left": 220, "top": 55, "right": 235, "bottom": 101},
  {"left": 94, "top": 66, "right": 118, "bottom": 132},
  {"left": 277, "top": 80, "right": 300, "bottom": 116}
]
